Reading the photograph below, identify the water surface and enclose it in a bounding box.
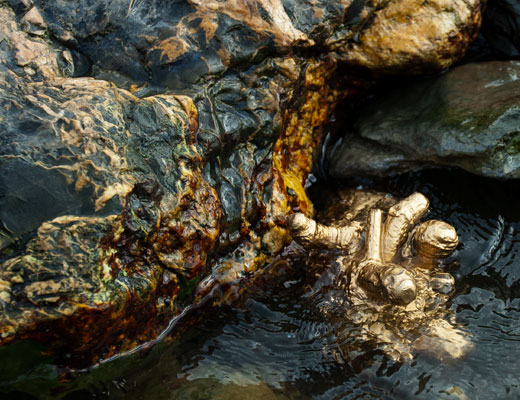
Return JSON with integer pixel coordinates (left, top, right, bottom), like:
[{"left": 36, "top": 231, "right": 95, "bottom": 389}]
[{"left": 2, "top": 169, "right": 520, "bottom": 399}]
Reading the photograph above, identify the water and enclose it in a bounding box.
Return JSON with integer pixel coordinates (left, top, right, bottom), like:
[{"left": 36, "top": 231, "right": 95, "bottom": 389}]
[{"left": 2, "top": 168, "right": 520, "bottom": 399}]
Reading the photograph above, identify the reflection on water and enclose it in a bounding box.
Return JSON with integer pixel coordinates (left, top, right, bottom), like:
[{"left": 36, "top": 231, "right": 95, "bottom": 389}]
[{"left": 2, "top": 168, "right": 520, "bottom": 399}]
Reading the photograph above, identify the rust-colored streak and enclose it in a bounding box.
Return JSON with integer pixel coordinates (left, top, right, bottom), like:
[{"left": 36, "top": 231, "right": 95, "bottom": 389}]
[
  {"left": 188, "top": 0, "right": 310, "bottom": 47},
  {"left": 174, "top": 95, "right": 200, "bottom": 143},
  {"left": 154, "top": 182, "right": 221, "bottom": 279},
  {"left": 153, "top": 37, "right": 190, "bottom": 65},
  {"left": 271, "top": 58, "right": 343, "bottom": 218}
]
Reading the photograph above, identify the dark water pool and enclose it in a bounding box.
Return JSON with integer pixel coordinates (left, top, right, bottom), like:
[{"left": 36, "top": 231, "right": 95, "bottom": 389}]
[{"left": 1, "top": 169, "right": 520, "bottom": 399}]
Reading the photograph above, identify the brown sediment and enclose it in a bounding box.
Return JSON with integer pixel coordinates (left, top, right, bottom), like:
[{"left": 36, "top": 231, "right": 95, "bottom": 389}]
[
  {"left": 271, "top": 58, "right": 366, "bottom": 219},
  {"left": 0, "top": 160, "right": 221, "bottom": 366},
  {"left": 153, "top": 167, "right": 221, "bottom": 279}
]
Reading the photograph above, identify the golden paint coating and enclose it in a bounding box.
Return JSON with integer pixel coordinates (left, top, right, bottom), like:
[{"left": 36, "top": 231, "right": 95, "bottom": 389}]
[
  {"left": 354, "top": 209, "right": 417, "bottom": 306},
  {"left": 414, "top": 220, "right": 459, "bottom": 260},
  {"left": 288, "top": 212, "right": 363, "bottom": 254},
  {"left": 365, "top": 208, "right": 383, "bottom": 262},
  {"left": 288, "top": 189, "right": 471, "bottom": 361},
  {"left": 382, "top": 192, "right": 429, "bottom": 263},
  {"left": 289, "top": 192, "right": 455, "bottom": 306}
]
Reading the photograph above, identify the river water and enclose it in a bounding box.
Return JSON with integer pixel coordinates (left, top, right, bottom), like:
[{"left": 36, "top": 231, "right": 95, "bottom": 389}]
[{"left": 1, "top": 168, "right": 520, "bottom": 399}]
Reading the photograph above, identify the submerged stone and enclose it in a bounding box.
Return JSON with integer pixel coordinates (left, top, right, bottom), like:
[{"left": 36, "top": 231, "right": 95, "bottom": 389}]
[{"left": 329, "top": 61, "right": 520, "bottom": 179}]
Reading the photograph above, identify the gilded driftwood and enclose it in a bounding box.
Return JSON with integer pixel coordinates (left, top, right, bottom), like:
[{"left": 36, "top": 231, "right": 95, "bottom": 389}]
[{"left": 289, "top": 190, "right": 470, "bottom": 361}]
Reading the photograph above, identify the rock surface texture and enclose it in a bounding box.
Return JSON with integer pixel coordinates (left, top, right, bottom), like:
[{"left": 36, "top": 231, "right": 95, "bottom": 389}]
[
  {"left": 0, "top": 0, "right": 484, "bottom": 366},
  {"left": 329, "top": 61, "right": 520, "bottom": 179},
  {"left": 340, "top": 0, "right": 483, "bottom": 74}
]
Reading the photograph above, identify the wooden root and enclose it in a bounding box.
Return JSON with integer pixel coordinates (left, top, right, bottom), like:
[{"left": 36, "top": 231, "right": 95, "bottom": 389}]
[
  {"left": 288, "top": 213, "right": 363, "bottom": 254},
  {"left": 358, "top": 209, "right": 417, "bottom": 305},
  {"left": 382, "top": 192, "right": 429, "bottom": 263}
]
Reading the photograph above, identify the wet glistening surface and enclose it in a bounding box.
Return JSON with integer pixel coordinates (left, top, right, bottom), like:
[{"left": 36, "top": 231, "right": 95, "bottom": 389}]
[{"left": 1, "top": 169, "right": 520, "bottom": 399}]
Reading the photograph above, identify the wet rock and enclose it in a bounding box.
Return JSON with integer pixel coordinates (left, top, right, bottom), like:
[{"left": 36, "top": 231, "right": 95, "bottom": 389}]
[
  {"left": 329, "top": 61, "right": 520, "bottom": 179},
  {"left": 0, "top": 0, "right": 485, "bottom": 366},
  {"left": 464, "top": 0, "right": 520, "bottom": 62},
  {"left": 339, "top": 0, "right": 484, "bottom": 74},
  {"left": 10, "top": 0, "right": 484, "bottom": 88},
  {"left": 0, "top": 5, "right": 222, "bottom": 364},
  {"left": 20, "top": 6, "right": 46, "bottom": 37},
  {"left": 0, "top": 78, "right": 222, "bottom": 366}
]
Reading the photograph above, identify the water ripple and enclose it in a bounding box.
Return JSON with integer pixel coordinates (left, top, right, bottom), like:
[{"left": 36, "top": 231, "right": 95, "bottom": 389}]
[{"left": 4, "top": 169, "right": 520, "bottom": 399}]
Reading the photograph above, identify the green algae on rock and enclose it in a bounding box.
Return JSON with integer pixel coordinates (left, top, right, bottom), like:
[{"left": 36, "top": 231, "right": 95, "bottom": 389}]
[{"left": 329, "top": 61, "right": 520, "bottom": 179}]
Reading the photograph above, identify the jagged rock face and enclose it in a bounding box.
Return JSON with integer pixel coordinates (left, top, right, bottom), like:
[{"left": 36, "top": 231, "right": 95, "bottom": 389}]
[
  {"left": 0, "top": 8, "right": 222, "bottom": 357},
  {"left": 9, "top": 0, "right": 485, "bottom": 87},
  {"left": 329, "top": 61, "right": 520, "bottom": 179},
  {"left": 0, "top": 0, "right": 484, "bottom": 366}
]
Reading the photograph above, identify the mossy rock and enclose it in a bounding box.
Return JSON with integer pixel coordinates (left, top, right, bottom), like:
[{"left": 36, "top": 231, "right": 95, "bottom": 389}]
[{"left": 329, "top": 61, "right": 520, "bottom": 179}]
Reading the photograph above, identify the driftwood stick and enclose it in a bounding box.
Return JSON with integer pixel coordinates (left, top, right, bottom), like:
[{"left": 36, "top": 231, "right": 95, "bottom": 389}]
[
  {"left": 358, "top": 209, "right": 417, "bottom": 305},
  {"left": 366, "top": 208, "right": 383, "bottom": 262}
]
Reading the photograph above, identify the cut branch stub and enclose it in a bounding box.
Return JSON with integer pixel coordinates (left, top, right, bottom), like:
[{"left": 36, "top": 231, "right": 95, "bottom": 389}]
[
  {"left": 288, "top": 213, "right": 363, "bottom": 254},
  {"left": 414, "top": 220, "right": 459, "bottom": 260}
]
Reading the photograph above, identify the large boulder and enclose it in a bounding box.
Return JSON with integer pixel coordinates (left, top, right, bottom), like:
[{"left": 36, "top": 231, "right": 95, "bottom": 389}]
[
  {"left": 329, "top": 61, "right": 520, "bottom": 179},
  {"left": 0, "top": 0, "right": 484, "bottom": 366}
]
